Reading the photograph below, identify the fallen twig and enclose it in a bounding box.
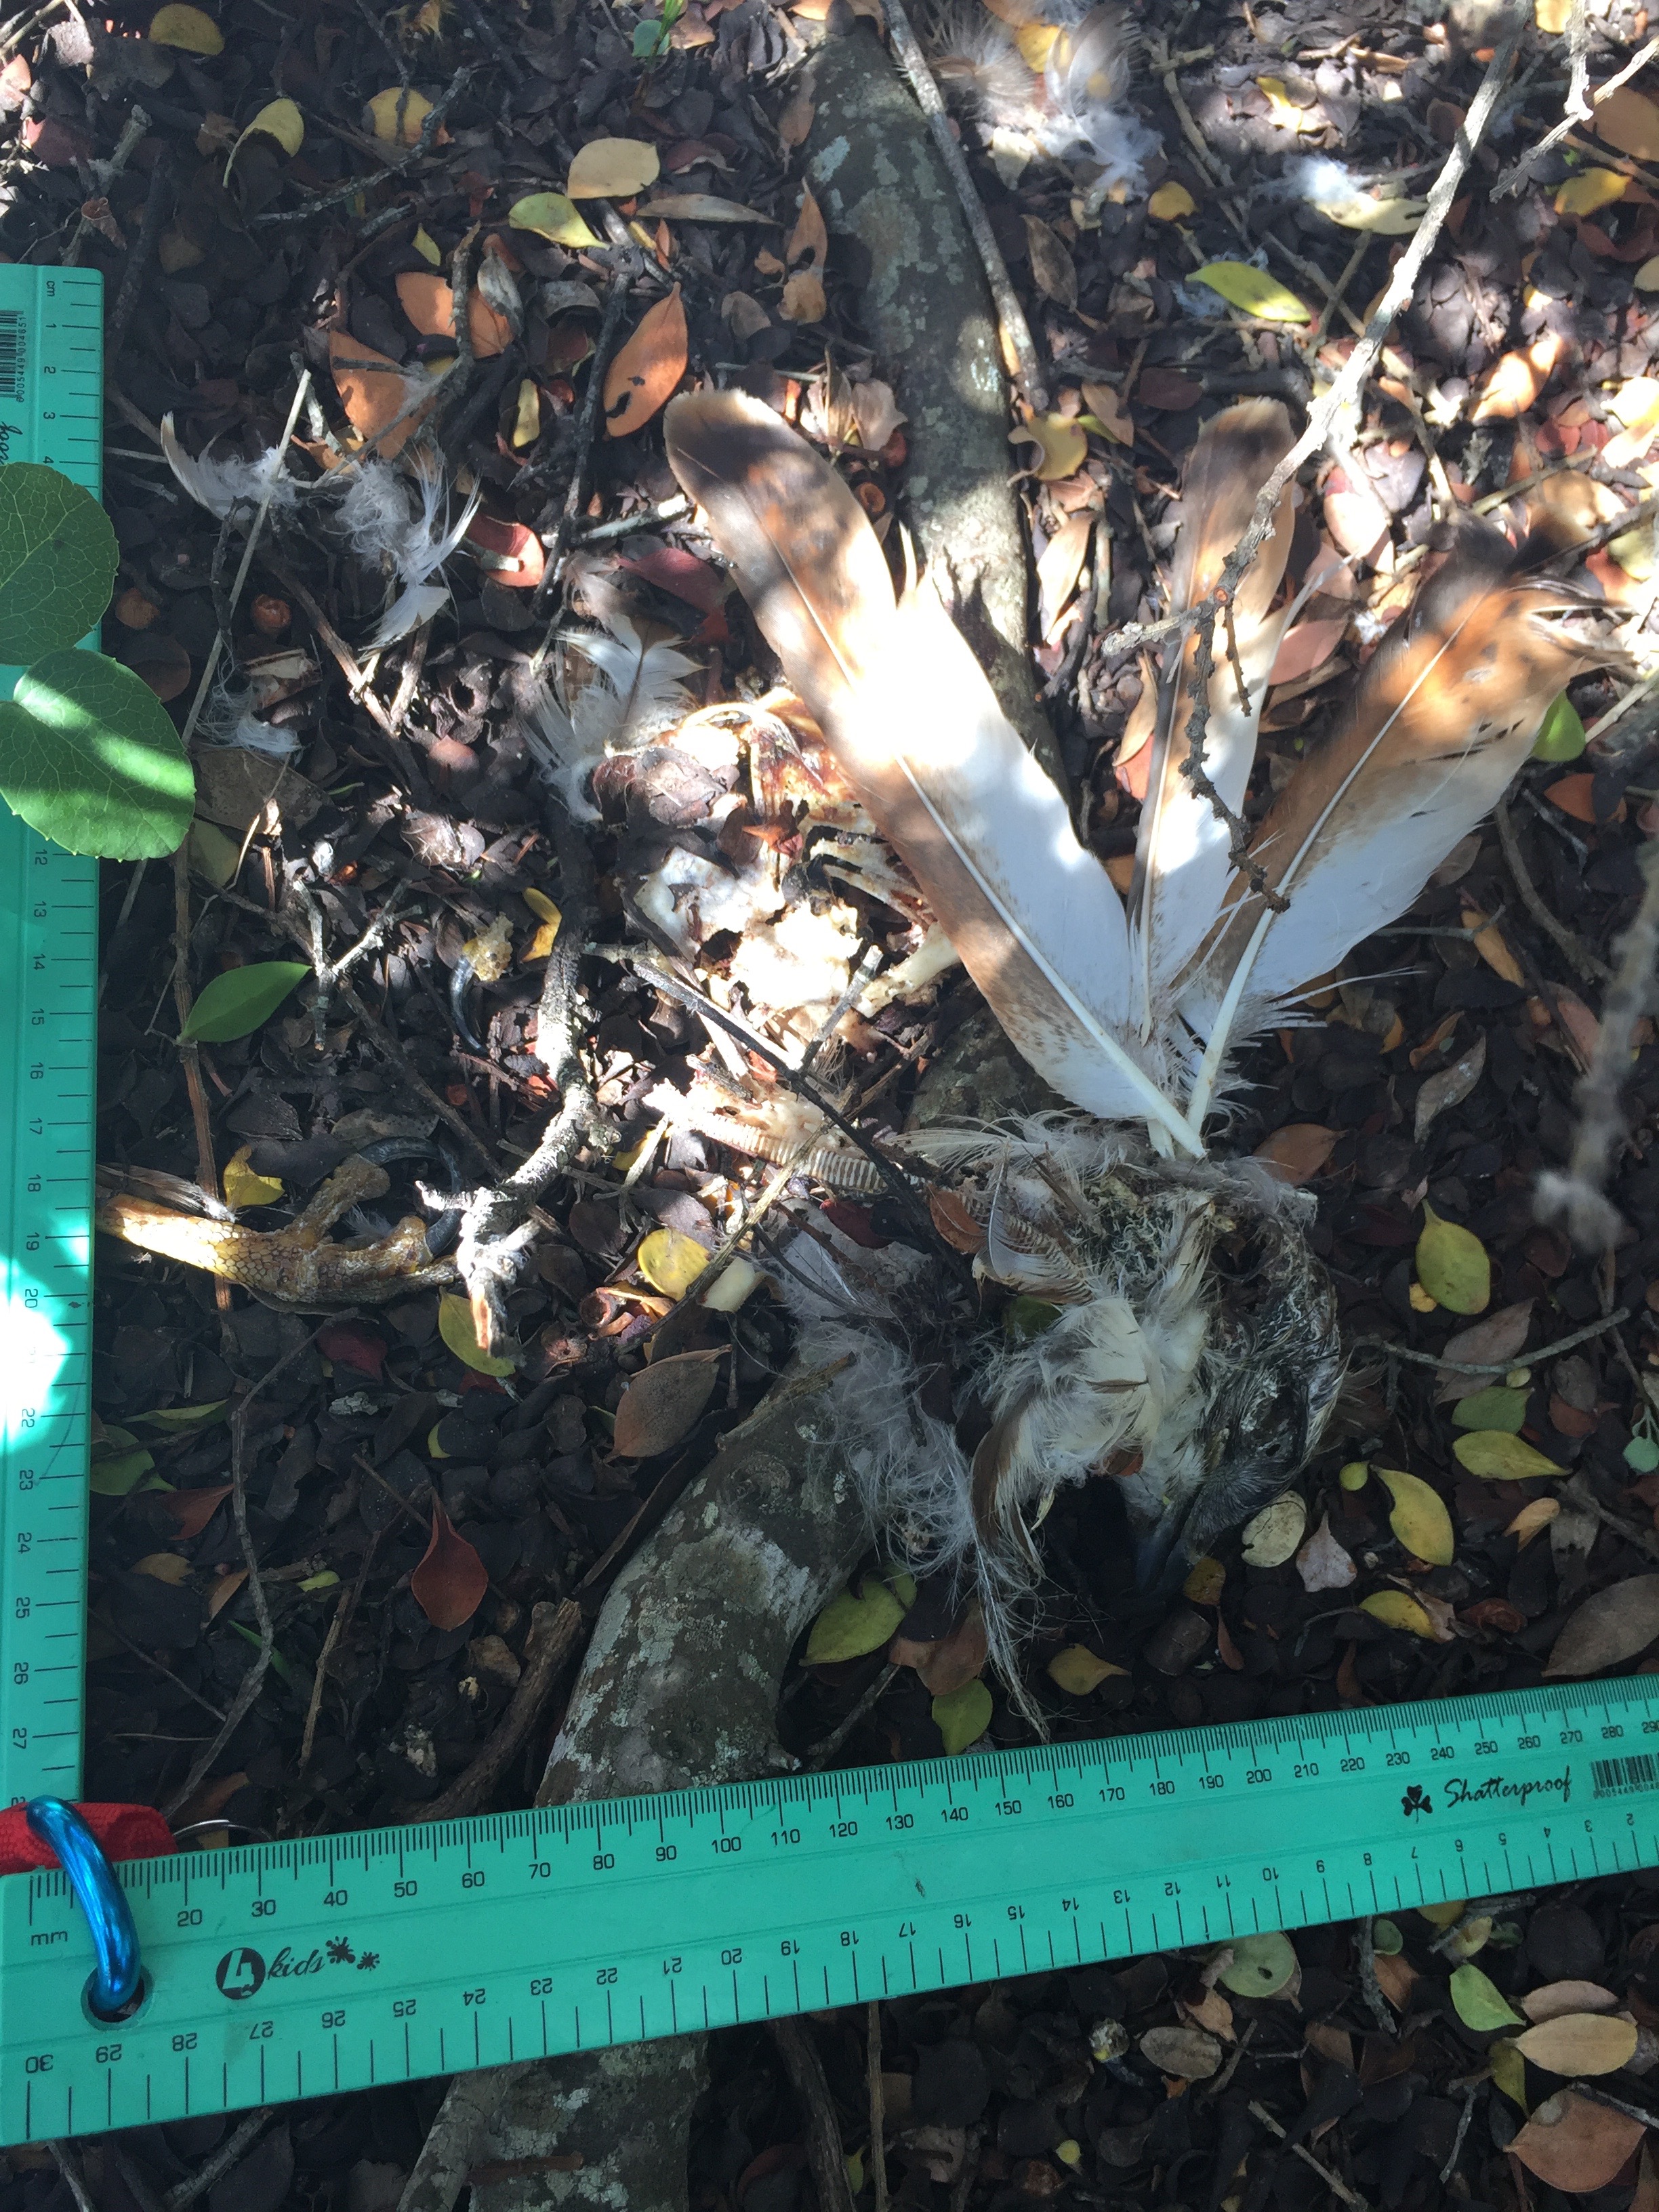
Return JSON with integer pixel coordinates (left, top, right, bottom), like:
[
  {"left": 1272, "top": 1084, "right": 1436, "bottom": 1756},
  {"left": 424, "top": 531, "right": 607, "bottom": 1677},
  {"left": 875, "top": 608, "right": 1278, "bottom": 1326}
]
[
  {"left": 253, "top": 66, "right": 475, "bottom": 227},
  {"left": 413, "top": 1600, "right": 583, "bottom": 1822},
  {"left": 1248, "top": 2100, "right": 1371, "bottom": 2212},
  {"left": 164, "top": 2109, "right": 275, "bottom": 2212},
  {"left": 1350, "top": 1309, "right": 1631, "bottom": 1376},
  {"left": 529, "top": 255, "right": 638, "bottom": 635},
  {"left": 867, "top": 2001, "right": 890, "bottom": 2212},
  {"left": 772, "top": 2020, "right": 859, "bottom": 2212},
  {"left": 1495, "top": 795, "right": 1610, "bottom": 985},
  {"left": 1493, "top": 14, "right": 1659, "bottom": 195}
]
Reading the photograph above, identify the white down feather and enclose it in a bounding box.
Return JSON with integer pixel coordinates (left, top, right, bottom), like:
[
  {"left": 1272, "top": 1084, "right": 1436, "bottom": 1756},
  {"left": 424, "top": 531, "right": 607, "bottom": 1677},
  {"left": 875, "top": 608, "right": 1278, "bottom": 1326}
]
[{"left": 524, "top": 617, "right": 697, "bottom": 821}]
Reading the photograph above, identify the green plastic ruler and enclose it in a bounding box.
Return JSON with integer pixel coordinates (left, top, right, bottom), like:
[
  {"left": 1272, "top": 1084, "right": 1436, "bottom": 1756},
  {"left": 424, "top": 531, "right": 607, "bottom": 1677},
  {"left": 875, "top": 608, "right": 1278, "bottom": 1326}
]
[
  {"left": 3, "top": 258, "right": 1659, "bottom": 2155},
  {"left": 5, "top": 1678, "right": 1659, "bottom": 2143},
  {"left": 0, "top": 265, "right": 104, "bottom": 1811}
]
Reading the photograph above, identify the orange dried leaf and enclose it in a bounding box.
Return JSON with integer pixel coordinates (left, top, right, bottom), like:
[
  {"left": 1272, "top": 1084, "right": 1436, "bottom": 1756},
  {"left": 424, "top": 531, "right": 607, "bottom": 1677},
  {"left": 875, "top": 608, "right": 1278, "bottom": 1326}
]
[
  {"left": 394, "top": 270, "right": 511, "bottom": 358},
  {"left": 1509, "top": 2091, "right": 1645, "bottom": 2192},
  {"left": 410, "top": 1502, "right": 489, "bottom": 1631},
  {"left": 603, "top": 285, "right": 688, "bottom": 437},
  {"left": 1595, "top": 84, "right": 1659, "bottom": 161},
  {"left": 1546, "top": 771, "right": 1599, "bottom": 823},
  {"left": 1471, "top": 333, "right": 1562, "bottom": 422},
  {"left": 328, "top": 329, "right": 433, "bottom": 457},
  {"left": 1253, "top": 1123, "right": 1338, "bottom": 1186},
  {"left": 779, "top": 270, "right": 826, "bottom": 323},
  {"left": 785, "top": 183, "right": 827, "bottom": 272},
  {"left": 152, "top": 1484, "right": 232, "bottom": 1539}
]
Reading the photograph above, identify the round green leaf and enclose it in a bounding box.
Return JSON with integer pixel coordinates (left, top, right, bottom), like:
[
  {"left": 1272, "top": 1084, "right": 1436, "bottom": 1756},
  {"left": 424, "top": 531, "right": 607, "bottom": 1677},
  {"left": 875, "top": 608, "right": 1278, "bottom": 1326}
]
[
  {"left": 1372, "top": 1917, "right": 1404, "bottom": 1954},
  {"left": 932, "top": 1679, "right": 992, "bottom": 1754},
  {"left": 1626, "top": 1435, "right": 1659, "bottom": 1473},
  {"left": 1532, "top": 691, "right": 1587, "bottom": 762},
  {"left": 1219, "top": 1931, "right": 1298, "bottom": 1997},
  {"left": 805, "top": 1578, "right": 905, "bottom": 1664},
  {"left": 1452, "top": 1386, "right": 1528, "bottom": 1433},
  {"left": 0, "top": 464, "right": 117, "bottom": 661},
  {"left": 0, "top": 651, "right": 193, "bottom": 857},
  {"left": 179, "top": 959, "right": 310, "bottom": 1043}
]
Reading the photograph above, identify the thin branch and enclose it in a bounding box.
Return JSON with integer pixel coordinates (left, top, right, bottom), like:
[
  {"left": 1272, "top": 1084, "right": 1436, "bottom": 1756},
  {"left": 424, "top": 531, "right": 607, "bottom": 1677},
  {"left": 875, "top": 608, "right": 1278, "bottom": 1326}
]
[
  {"left": 1495, "top": 796, "right": 1610, "bottom": 985},
  {"left": 1350, "top": 1309, "right": 1632, "bottom": 1376},
  {"left": 165, "top": 2110, "right": 275, "bottom": 2212},
  {"left": 1493, "top": 17, "right": 1659, "bottom": 194},
  {"left": 529, "top": 256, "right": 638, "bottom": 639},
  {"left": 251, "top": 67, "right": 475, "bottom": 226}
]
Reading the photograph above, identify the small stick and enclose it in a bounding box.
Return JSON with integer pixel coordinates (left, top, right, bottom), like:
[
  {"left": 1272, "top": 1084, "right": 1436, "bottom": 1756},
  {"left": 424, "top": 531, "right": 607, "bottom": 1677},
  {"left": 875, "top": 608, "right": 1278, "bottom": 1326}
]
[
  {"left": 1494, "top": 17, "right": 1659, "bottom": 194},
  {"left": 876, "top": 0, "right": 1046, "bottom": 408},
  {"left": 164, "top": 2110, "right": 274, "bottom": 2212},
  {"left": 1495, "top": 796, "right": 1610, "bottom": 985},
  {"left": 528, "top": 259, "right": 638, "bottom": 641},
  {"left": 867, "top": 2002, "right": 890, "bottom": 2212},
  {"left": 62, "top": 104, "right": 150, "bottom": 268},
  {"left": 1247, "top": 2102, "right": 1371, "bottom": 2212},
  {"left": 1349, "top": 1309, "right": 1631, "bottom": 1376},
  {"left": 772, "top": 2020, "right": 859, "bottom": 2212},
  {"left": 805, "top": 1662, "right": 899, "bottom": 1765},
  {"left": 413, "top": 1599, "right": 583, "bottom": 1821},
  {"left": 106, "top": 146, "right": 173, "bottom": 359},
  {"left": 253, "top": 66, "right": 474, "bottom": 227},
  {"left": 48, "top": 2143, "right": 97, "bottom": 2212}
]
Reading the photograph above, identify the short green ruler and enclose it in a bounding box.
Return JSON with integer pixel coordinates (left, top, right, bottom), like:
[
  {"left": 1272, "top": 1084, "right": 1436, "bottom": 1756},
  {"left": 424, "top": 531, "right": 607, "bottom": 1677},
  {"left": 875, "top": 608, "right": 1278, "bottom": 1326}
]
[{"left": 3, "top": 260, "right": 1659, "bottom": 2155}]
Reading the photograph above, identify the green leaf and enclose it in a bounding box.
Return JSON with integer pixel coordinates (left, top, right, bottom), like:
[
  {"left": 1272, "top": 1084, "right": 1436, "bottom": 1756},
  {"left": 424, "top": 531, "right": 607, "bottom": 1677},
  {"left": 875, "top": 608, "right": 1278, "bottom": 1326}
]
[
  {"left": 230, "top": 1620, "right": 292, "bottom": 1685},
  {"left": 1532, "top": 692, "right": 1587, "bottom": 762},
  {"left": 1374, "top": 1467, "right": 1454, "bottom": 1566},
  {"left": 1416, "top": 1204, "right": 1490, "bottom": 1314},
  {"left": 0, "top": 464, "right": 117, "bottom": 662},
  {"left": 1372, "top": 1918, "right": 1404, "bottom": 1954},
  {"left": 1626, "top": 1435, "right": 1659, "bottom": 1473},
  {"left": 932, "top": 1679, "right": 992, "bottom": 1754},
  {"left": 1452, "top": 1431, "right": 1566, "bottom": 1481},
  {"left": 508, "top": 192, "right": 600, "bottom": 248},
  {"left": 1191, "top": 261, "right": 1310, "bottom": 323},
  {"left": 1449, "top": 1962, "right": 1523, "bottom": 2032},
  {"left": 90, "top": 1448, "right": 155, "bottom": 1496},
  {"left": 437, "top": 1292, "right": 517, "bottom": 1378},
  {"left": 1005, "top": 1296, "right": 1061, "bottom": 1341},
  {"left": 0, "top": 651, "right": 194, "bottom": 858},
  {"left": 130, "top": 1399, "right": 228, "bottom": 1429},
  {"left": 180, "top": 960, "right": 310, "bottom": 1043},
  {"left": 804, "top": 1578, "right": 905, "bottom": 1664},
  {"left": 1218, "top": 1931, "right": 1298, "bottom": 1996},
  {"left": 1452, "top": 1386, "right": 1528, "bottom": 1433}
]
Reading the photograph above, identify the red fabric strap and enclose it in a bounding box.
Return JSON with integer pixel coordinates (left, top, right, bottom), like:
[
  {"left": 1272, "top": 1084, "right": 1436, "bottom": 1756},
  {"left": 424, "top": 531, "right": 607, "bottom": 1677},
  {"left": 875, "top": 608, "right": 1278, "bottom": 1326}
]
[{"left": 0, "top": 1802, "right": 176, "bottom": 1875}]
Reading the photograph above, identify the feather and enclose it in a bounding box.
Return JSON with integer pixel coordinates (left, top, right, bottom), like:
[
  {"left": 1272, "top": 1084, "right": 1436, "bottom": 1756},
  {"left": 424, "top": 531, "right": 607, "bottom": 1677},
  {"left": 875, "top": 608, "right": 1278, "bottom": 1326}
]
[
  {"left": 523, "top": 615, "right": 697, "bottom": 821},
  {"left": 1182, "top": 539, "right": 1632, "bottom": 1123},
  {"left": 663, "top": 388, "right": 1202, "bottom": 1154},
  {"left": 335, "top": 449, "right": 482, "bottom": 649},
  {"left": 1038, "top": 2, "right": 1160, "bottom": 198},
  {"left": 1130, "top": 400, "right": 1294, "bottom": 1024},
  {"left": 161, "top": 413, "right": 300, "bottom": 522}
]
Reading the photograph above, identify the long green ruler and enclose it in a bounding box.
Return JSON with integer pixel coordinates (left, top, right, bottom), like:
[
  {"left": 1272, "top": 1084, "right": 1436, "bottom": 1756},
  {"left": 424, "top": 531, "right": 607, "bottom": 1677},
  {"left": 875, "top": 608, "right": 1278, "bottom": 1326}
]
[
  {"left": 5, "top": 1679, "right": 1659, "bottom": 2142},
  {"left": 0, "top": 265, "right": 104, "bottom": 1811},
  {"left": 4, "top": 260, "right": 1659, "bottom": 2155}
]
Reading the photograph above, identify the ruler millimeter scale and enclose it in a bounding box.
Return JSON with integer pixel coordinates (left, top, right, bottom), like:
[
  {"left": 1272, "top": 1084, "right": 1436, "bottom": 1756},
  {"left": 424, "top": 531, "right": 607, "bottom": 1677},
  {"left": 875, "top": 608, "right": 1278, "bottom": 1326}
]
[
  {"left": 6, "top": 1678, "right": 1659, "bottom": 2144},
  {"left": 0, "top": 264, "right": 104, "bottom": 1811}
]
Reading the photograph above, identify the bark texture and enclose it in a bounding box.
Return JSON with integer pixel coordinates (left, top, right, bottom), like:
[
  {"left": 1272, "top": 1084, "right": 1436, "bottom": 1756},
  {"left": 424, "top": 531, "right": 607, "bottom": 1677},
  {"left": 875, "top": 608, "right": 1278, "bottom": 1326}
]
[
  {"left": 804, "top": 24, "right": 1059, "bottom": 780},
  {"left": 422, "top": 1378, "right": 869, "bottom": 2212}
]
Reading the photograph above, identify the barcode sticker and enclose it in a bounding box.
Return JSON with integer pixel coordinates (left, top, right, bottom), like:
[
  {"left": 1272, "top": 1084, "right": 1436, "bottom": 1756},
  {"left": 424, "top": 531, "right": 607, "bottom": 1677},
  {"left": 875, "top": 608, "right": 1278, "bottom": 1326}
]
[
  {"left": 1591, "top": 1754, "right": 1659, "bottom": 1797},
  {"left": 0, "top": 310, "right": 25, "bottom": 403}
]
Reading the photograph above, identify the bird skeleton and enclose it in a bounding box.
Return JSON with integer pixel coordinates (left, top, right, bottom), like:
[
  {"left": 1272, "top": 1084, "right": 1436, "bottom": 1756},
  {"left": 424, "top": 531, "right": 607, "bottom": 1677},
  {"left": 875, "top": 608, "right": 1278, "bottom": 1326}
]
[{"left": 661, "top": 388, "right": 1628, "bottom": 1664}]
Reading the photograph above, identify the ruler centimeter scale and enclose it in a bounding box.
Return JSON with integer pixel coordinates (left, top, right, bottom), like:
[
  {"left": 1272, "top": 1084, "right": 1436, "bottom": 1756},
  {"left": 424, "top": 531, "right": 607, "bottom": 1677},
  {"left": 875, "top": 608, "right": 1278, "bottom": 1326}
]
[
  {"left": 6, "top": 1681, "right": 1659, "bottom": 2145},
  {"left": 0, "top": 265, "right": 105, "bottom": 1813},
  {"left": 7, "top": 261, "right": 1659, "bottom": 2151}
]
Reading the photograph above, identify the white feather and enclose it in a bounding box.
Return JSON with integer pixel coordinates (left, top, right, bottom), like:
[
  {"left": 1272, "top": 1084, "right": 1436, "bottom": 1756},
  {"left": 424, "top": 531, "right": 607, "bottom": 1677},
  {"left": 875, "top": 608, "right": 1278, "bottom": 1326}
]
[
  {"left": 524, "top": 616, "right": 697, "bottom": 821},
  {"left": 161, "top": 413, "right": 300, "bottom": 522},
  {"left": 334, "top": 448, "right": 483, "bottom": 647}
]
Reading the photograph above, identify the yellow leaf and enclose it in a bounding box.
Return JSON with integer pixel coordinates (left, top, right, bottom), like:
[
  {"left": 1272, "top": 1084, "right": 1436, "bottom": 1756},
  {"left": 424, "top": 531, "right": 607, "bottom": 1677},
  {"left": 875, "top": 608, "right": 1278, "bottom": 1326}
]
[
  {"left": 225, "top": 98, "right": 304, "bottom": 186},
  {"left": 1046, "top": 1644, "right": 1130, "bottom": 1694},
  {"left": 1409, "top": 1282, "right": 1439, "bottom": 1313},
  {"left": 1416, "top": 1204, "right": 1490, "bottom": 1314},
  {"left": 148, "top": 3, "right": 223, "bottom": 50},
  {"left": 1635, "top": 255, "right": 1659, "bottom": 293},
  {"left": 1148, "top": 180, "right": 1196, "bottom": 221},
  {"left": 1595, "top": 85, "right": 1659, "bottom": 162},
  {"left": 1471, "top": 333, "right": 1562, "bottom": 424},
  {"left": 1453, "top": 1431, "right": 1566, "bottom": 1481},
  {"left": 1359, "top": 1589, "right": 1438, "bottom": 1639},
  {"left": 1191, "top": 262, "right": 1310, "bottom": 323},
  {"left": 1257, "top": 76, "right": 1319, "bottom": 133},
  {"left": 511, "top": 378, "right": 540, "bottom": 450},
  {"left": 223, "top": 1145, "right": 283, "bottom": 1209},
  {"left": 637, "top": 1227, "right": 709, "bottom": 1299},
  {"left": 1513, "top": 2014, "right": 1639, "bottom": 2076},
  {"left": 132, "top": 1552, "right": 192, "bottom": 1584},
  {"left": 366, "top": 87, "right": 434, "bottom": 145},
  {"left": 437, "top": 1292, "right": 516, "bottom": 1377},
  {"left": 1182, "top": 1555, "right": 1225, "bottom": 1605},
  {"left": 1506, "top": 1496, "right": 1561, "bottom": 1548},
  {"left": 413, "top": 225, "right": 443, "bottom": 266},
  {"left": 1603, "top": 375, "right": 1659, "bottom": 466},
  {"left": 1374, "top": 1468, "right": 1454, "bottom": 1567},
  {"left": 1338, "top": 1460, "right": 1369, "bottom": 1491},
  {"left": 1420, "top": 1900, "right": 1467, "bottom": 1928},
  {"left": 1010, "top": 412, "right": 1088, "bottom": 482},
  {"left": 509, "top": 192, "right": 600, "bottom": 248},
  {"left": 523, "top": 886, "right": 561, "bottom": 962},
  {"left": 933, "top": 1679, "right": 993, "bottom": 1753},
  {"left": 1535, "top": 0, "right": 1571, "bottom": 25},
  {"left": 1554, "top": 167, "right": 1626, "bottom": 217},
  {"left": 1450, "top": 1963, "right": 1523, "bottom": 2032},
  {"left": 1015, "top": 20, "right": 1059, "bottom": 65},
  {"left": 299, "top": 1569, "right": 340, "bottom": 1593},
  {"left": 1490, "top": 2039, "right": 1529, "bottom": 2113},
  {"left": 805, "top": 1578, "right": 905, "bottom": 1663},
  {"left": 524, "top": 886, "right": 561, "bottom": 921},
  {"left": 568, "top": 137, "right": 661, "bottom": 197},
  {"left": 1315, "top": 189, "right": 1427, "bottom": 234}
]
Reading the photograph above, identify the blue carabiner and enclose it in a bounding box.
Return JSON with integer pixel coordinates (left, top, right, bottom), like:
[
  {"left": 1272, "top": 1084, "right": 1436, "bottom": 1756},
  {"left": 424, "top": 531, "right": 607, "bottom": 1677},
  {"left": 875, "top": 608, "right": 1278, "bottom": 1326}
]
[{"left": 26, "top": 1798, "right": 144, "bottom": 2019}]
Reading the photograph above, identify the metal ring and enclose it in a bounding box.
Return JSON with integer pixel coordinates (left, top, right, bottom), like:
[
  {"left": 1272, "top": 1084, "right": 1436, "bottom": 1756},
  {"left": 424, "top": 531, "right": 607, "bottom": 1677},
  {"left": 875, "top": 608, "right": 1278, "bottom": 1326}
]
[{"left": 26, "top": 1799, "right": 144, "bottom": 2020}]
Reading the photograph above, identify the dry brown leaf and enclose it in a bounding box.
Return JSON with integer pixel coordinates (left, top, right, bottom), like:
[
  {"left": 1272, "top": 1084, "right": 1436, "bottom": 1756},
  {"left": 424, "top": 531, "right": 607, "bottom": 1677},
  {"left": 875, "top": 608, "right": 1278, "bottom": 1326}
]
[
  {"left": 1471, "top": 333, "right": 1563, "bottom": 423},
  {"left": 1296, "top": 1513, "right": 1356, "bottom": 1593},
  {"left": 779, "top": 271, "right": 826, "bottom": 323},
  {"left": 1371, "top": 1952, "right": 1418, "bottom": 2010},
  {"left": 1462, "top": 903, "right": 1525, "bottom": 987},
  {"left": 891, "top": 1604, "right": 989, "bottom": 1696},
  {"left": 1513, "top": 2013, "right": 1639, "bottom": 2076},
  {"left": 1507, "top": 1495, "right": 1561, "bottom": 1549},
  {"left": 410, "top": 1502, "right": 489, "bottom": 1632},
  {"left": 1036, "top": 514, "right": 1092, "bottom": 638},
  {"left": 1269, "top": 617, "right": 1348, "bottom": 684},
  {"left": 206, "top": 1568, "right": 246, "bottom": 1620},
  {"left": 721, "top": 291, "right": 771, "bottom": 343},
  {"left": 1139, "top": 2025, "right": 1222, "bottom": 2080},
  {"left": 150, "top": 1483, "right": 232, "bottom": 1540},
  {"left": 1596, "top": 85, "right": 1659, "bottom": 161},
  {"left": 1521, "top": 1981, "right": 1621, "bottom": 2024},
  {"left": 1080, "top": 378, "right": 1132, "bottom": 445},
  {"left": 394, "top": 270, "right": 512, "bottom": 357},
  {"left": 1414, "top": 1031, "right": 1486, "bottom": 1143},
  {"left": 777, "top": 91, "right": 815, "bottom": 145},
  {"left": 1323, "top": 486, "right": 1391, "bottom": 563},
  {"left": 604, "top": 285, "right": 688, "bottom": 436},
  {"left": 1509, "top": 2090, "right": 1645, "bottom": 2192},
  {"left": 1024, "top": 214, "right": 1077, "bottom": 306},
  {"left": 328, "top": 329, "right": 434, "bottom": 457},
  {"left": 1435, "top": 1300, "right": 1534, "bottom": 1404},
  {"left": 852, "top": 379, "right": 905, "bottom": 452},
  {"left": 785, "top": 183, "right": 827, "bottom": 272},
  {"left": 1253, "top": 1123, "right": 1338, "bottom": 1185},
  {"left": 568, "top": 136, "right": 660, "bottom": 197},
  {"left": 1544, "top": 1576, "right": 1659, "bottom": 1678},
  {"left": 1179, "top": 1988, "right": 1235, "bottom": 2041},
  {"left": 613, "top": 1347, "right": 723, "bottom": 1456}
]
